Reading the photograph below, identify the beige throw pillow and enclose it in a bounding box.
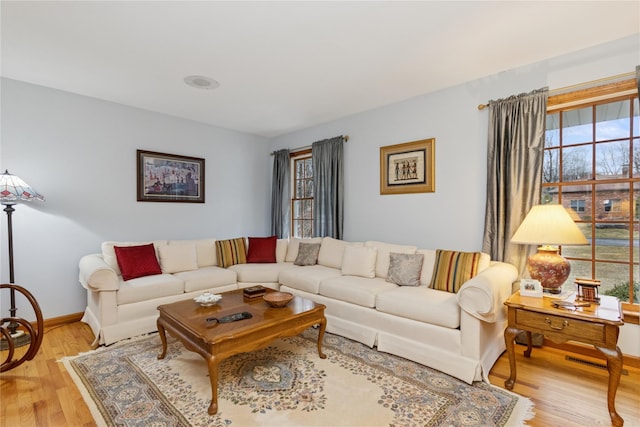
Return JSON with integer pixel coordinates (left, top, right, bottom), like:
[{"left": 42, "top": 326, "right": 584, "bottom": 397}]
[{"left": 157, "top": 243, "right": 198, "bottom": 274}]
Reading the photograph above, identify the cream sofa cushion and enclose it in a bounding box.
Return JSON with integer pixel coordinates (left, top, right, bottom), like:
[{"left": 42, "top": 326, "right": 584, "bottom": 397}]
[
  {"left": 228, "top": 262, "right": 295, "bottom": 283},
  {"left": 169, "top": 239, "right": 217, "bottom": 267},
  {"left": 341, "top": 246, "right": 377, "bottom": 278},
  {"left": 317, "top": 237, "right": 363, "bottom": 269},
  {"left": 285, "top": 237, "right": 323, "bottom": 262},
  {"left": 276, "top": 239, "right": 289, "bottom": 263},
  {"left": 157, "top": 243, "right": 198, "bottom": 274},
  {"left": 278, "top": 264, "right": 341, "bottom": 294},
  {"left": 376, "top": 286, "right": 461, "bottom": 329},
  {"left": 319, "top": 276, "right": 397, "bottom": 308},
  {"left": 174, "top": 266, "right": 237, "bottom": 292},
  {"left": 116, "top": 273, "right": 183, "bottom": 305},
  {"left": 364, "top": 241, "right": 417, "bottom": 279}
]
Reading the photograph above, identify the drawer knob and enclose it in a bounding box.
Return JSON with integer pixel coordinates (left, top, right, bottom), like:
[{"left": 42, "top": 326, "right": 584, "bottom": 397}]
[{"left": 545, "top": 317, "right": 569, "bottom": 330}]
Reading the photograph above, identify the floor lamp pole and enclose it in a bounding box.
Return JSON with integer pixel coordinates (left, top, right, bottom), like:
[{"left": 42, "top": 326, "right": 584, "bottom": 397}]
[{"left": 4, "top": 203, "right": 18, "bottom": 335}]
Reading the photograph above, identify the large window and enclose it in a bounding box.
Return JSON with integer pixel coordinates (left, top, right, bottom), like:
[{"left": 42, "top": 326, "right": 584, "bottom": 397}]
[
  {"left": 543, "top": 79, "right": 639, "bottom": 308},
  {"left": 291, "top": 151, "right": 313, "bottom": 238}
]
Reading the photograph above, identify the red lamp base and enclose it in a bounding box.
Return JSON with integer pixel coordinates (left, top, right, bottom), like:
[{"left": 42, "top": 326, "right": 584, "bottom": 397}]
[{"left": 526, "top": 246, "right": 571, "bottom": 294}]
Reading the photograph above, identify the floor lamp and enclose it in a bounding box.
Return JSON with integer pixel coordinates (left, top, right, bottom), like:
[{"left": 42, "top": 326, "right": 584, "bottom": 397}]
[{"left": 1, "top": 169, "right": 45, "bottom": 371}]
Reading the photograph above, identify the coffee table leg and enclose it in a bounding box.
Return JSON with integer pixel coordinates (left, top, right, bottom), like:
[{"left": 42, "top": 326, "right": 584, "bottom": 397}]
[
  {"left": 157, "top": 318, "right": 167, "bottom": 360},
  {"left": 207, "top": 356, "right": 220, "bottom": 415},
  {"left": 317, "top": 317, "right": 327, "bottom": 359}
]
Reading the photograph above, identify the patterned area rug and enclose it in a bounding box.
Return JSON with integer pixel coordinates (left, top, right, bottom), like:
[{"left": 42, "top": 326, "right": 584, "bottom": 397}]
[{"left": 62, "top": 329, "right": 533, "bottom": 426}]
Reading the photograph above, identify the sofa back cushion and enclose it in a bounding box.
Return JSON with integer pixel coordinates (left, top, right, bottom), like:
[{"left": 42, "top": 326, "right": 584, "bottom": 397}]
[
  {"left": 169, "top": 239, "right": 217, "bottom": 267},
  {"left": 364, "top": 241, "right": 417, "bottom": 279},
  {"left": 285, "top": 237, "right": 323, "bottom": 262},
  {"left": 429, "top": 249, "right": 489, "bottom": 293},
  {"left": 113, "top": 243, "right": 162, "bottom": 281},
  {"left": 215, "top": 237, "right": 247, "bottom": 268},
  {"left": 157, "top": 243, "right": 199, "bottom": 273},
  {"left": 341, "top": 246, "right": 377, "bottom": 278},
  {"left": 317, "top": 237, "right": 363, "bottom": 269},
  {"left": 276, "top": 239, "right": 288, "bottom": 263},
  {"left": 246, "top": 236, "right": 278, "bottom": 263},
  {"left": 102, "top": 240, "right": 167, "bottom": 276}
]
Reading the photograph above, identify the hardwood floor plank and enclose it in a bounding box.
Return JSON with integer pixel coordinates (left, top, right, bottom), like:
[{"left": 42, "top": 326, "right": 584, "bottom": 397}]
[{"left": 2, "top": 321, "right": 639, "bottom": 426}]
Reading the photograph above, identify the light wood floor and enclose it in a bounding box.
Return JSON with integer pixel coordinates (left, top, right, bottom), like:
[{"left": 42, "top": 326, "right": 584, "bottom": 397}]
[{"left": 1, "top": 322, "right": 639, "bottom": 426}]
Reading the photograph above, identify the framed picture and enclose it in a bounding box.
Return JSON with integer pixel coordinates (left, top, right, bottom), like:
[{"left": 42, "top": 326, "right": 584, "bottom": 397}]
[
  {"left": 380, "top": 138, "right": 435, "bottom": 195},
  {"left": 520, "top": 279, "right": 543, "bottom": 297},
  {"left": 137, "top": 150, "right": 205, "bottom": 203}
]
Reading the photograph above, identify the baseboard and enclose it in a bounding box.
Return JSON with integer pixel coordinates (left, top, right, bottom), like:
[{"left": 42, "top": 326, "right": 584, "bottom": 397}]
[
  {"left": 39, "top": 312, "right": 84, "bottom": 329},
  {"left": 543, "top": 339, "right": 640, "bottom": 369}
]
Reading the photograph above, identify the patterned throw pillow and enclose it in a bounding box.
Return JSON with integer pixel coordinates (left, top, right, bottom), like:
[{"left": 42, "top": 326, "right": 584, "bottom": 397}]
[
  {"left": 294, "top": 242, "right": 321, "bottom": 266},
  {"left": 215, "top": 238, "right": 247, "bottom": 268},
  {"left": 429, "top": 249, "right": 481, "bottom": 293},
  {"left": 114, "top": 243, "right": 162, "bottom": 281},
  {"left": 386, "top": 252, "right": 424, "bottom": 286}
]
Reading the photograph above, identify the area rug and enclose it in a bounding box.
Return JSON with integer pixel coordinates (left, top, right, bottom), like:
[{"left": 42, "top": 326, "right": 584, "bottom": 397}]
[{"left": 61, "top": 329, "right": 533, "bottom": 426}]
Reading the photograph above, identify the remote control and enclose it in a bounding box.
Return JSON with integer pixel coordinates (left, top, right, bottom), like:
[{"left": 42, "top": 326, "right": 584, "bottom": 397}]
[{"left": 206, "top": 311, "right": 253, "bottom": 324}]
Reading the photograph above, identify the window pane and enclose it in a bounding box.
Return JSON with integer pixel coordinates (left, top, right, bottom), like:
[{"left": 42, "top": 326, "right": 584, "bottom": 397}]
[
  {"left": 594, "top": 227, "right": 630, "bottom": 261},
  {"left": 546, "top": 112, "right": 560, "bottom": 148},
  {"left": 563, "top": 259, "right": 591, "bottom": 292},
  {"left": 293, "top": 200, "right": 302, "bottom": 219},
  {"left": 292, "top": 220, "right": 302, "bottom": 238},
  {"left": 562, "top": 145, "right": 592, "bottom": 181},
  {"left": 295, "top": 180, "right": 304, "bottom": 198},
  {"left": 634, "top": 98, "right": 639, "bottom": 137},
  {"left": 562, "top": 184, "right": 592, "bottom": 220},
  {"left": 303, "top": 220, "right": 313, "bottom": 238},
  {"left": 303, "top": 200, "right": 312, "bottom": 219},
  {"left": 596, "top": 100, "right": 630, "bottom": 141},
  {"left": 304, "top": 179, "right": 314, "bottom": 198},
  {"left": 541, "top": 186, "right": 558, "bottom": 204},
  {"left": 634, "top": 138, "right": 639, "bottom": 178},
  {"left": 596, "top": 140, "right": 631, "bottom": 178},
  {"left": 596, "top": 262, "right": 632, "bottom": 302},
  {"left": 304, "top": 159, "right": 312, "bottom": 178},
  {"left": 296, "top": 161, "right": 304, "bottom": 179},
  {"left": 562, "top": 107, "right": 593, "bottom": 145},
  {"left": 543, "top": 148, "right": 560, "bottom": 183},
  {"left": 595, "top": 182, "right": 632, "bottom": 222}
]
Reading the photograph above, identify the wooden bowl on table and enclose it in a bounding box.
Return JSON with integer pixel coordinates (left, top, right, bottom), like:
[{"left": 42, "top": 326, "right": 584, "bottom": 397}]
[{"left": 263, "top": 291, "right": 294, "bottom": 308}]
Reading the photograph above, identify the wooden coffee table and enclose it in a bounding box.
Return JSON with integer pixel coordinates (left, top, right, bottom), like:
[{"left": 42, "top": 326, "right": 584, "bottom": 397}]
[{"left": 156, "top": 289, "right": 326, "bottom": 415}]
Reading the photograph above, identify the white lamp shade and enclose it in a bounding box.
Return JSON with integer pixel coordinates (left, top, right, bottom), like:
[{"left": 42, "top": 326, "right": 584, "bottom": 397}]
[
  {"left": 0, "top": 170, "right": 45, "bottom": 204},
  {"left": 511, "top": 204, "right": 588, "bottom": 246}
]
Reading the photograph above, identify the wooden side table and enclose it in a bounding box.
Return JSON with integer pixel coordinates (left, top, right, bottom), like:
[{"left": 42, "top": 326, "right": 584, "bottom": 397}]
[{"left": 504, "top": 291, "right": 625, "bottom": 426}]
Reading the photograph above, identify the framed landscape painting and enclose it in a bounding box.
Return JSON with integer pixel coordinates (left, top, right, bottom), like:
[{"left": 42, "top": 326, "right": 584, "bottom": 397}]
[
  {"left": 380, "top": 138, "right": 435, "bottom": 195},
  {"left": 137, "top": 150, "right": 205, "bottom": 203}
]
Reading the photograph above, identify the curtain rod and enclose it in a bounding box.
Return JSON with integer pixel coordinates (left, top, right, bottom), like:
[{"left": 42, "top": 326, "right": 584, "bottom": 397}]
[
  {"left": 477, "top": 71, "right": 637, "bottom": 110},
  {"left": 270, "top": 135, "right": 349, "bottom": 155}
]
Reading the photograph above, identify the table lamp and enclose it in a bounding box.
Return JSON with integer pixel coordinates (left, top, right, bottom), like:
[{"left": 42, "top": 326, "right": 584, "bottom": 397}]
[{"left": 511, "top": 204, "right": 588, "bottom": 294}]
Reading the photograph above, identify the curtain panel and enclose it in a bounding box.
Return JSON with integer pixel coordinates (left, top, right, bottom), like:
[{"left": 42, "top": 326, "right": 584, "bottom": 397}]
[
  {"left": 270, "top": 149, "right": 290, "bottom": 238},
  {"left": 482, "top": 88, "right": 548, "bottom": 276},
  {"left": 312, "top": 136, "right": 345, "bottom": 239}
]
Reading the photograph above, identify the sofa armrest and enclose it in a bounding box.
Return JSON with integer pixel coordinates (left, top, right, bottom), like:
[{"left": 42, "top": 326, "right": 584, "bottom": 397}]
[
  {"left": 79, "top": 254, "right": 119, "bottom": 291},
  {"left": 456, "top": 261, "right": 518, "bottom": 323}
]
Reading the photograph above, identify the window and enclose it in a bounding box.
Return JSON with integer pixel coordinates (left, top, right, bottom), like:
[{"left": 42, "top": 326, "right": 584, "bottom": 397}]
[
  {"left": 291, "top": 151, "right": 313, "bottom": 238},
  {"left": 543, "top": 78, "right": 639, "bottom": 308}
]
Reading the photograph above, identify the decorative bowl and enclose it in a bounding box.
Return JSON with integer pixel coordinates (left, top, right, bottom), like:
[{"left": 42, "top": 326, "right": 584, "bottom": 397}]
[
  {"left": 194, "top": 292, "right": 222, "bottom": 306},
  {"left": 263, "top": 291, "right": 294, "bottom": 308}
]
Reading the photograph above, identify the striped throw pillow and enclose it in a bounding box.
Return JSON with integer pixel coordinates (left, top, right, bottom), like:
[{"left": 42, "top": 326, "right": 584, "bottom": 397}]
[
  {"left": 429, "top": 249, "right": 481, "bottom": 293},
  {"left": 215, "top": 238, "right": 247, "bottom": 268}
]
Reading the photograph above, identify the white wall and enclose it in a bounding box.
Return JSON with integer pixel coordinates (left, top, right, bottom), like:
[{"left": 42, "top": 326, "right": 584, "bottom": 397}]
[
  {"left": 268, "top": 35, "right": 640, "bottom": 356},
  {"left": 1, "top": 78, "right": 271, "bottom": 320}
]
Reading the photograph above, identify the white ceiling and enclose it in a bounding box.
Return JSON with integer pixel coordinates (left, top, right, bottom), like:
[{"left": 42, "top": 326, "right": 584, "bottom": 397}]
[{"left": 2, "top": 1, "right": 639, "bottom": 138}]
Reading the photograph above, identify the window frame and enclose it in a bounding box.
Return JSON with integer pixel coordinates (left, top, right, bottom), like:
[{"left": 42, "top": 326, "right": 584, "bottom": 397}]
[
  {"left": 290, "top": 149, "right": 314, "bottom": 238},
  {"left": 544, "top": 78, "right": 639, "bottom": 317}
]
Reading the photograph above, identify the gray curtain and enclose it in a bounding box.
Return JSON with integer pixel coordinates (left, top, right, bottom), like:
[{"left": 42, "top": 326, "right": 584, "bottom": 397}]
[
  {"left": 482, "top": 88, "right": 548, "bottom": 276},
  {"left": 312, "top": 136, "right": 344, "bottom": 239},
  {"left": 270, "top": 149, "right": 290, "bottom": 238}
]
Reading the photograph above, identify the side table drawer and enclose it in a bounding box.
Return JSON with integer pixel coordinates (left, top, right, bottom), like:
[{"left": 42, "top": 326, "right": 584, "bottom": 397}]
[{"left": 515, "top": 309, "right": 606, "bottom": 344}]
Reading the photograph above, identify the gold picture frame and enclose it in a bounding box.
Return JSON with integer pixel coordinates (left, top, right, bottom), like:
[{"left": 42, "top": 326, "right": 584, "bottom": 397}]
[{"left": 380, "top": 138, "right": 435, "bottom": 194}]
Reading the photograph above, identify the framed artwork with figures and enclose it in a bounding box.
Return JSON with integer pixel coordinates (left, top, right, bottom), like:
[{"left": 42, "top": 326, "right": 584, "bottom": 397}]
[
  {"left": 137, "top": 150, "right": 205, "bottom": 203},
  {"left": 380, "top": 138, "right": 435, "bottom": 195}
]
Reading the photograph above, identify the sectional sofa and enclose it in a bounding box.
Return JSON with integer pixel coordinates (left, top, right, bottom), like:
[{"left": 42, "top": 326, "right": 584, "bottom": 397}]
[{"left": 78, "top": 236, "right": 518, "bottom": 384}]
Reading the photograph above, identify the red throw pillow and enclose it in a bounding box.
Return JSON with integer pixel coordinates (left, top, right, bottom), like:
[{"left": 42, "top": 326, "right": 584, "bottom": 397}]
[
  {"left": 246, "top": 236, "right": 277, "bottom": 263},
  {"left": 114, "top": 244, "right": 162, "bottom": 281}
]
